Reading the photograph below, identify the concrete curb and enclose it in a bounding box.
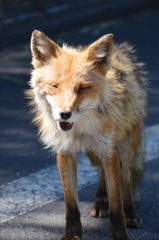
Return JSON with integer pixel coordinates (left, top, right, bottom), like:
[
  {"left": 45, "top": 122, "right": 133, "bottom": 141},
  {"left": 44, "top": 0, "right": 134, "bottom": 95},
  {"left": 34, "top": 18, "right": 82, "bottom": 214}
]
[{"left": 0, "top": 0, "right": 159, "bottom": 49}]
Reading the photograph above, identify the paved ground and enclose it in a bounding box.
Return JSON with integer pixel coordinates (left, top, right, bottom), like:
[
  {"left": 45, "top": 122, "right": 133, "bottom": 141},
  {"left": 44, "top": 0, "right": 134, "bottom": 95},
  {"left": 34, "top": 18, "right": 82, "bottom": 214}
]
[
  {"left": 0, "top": 7, "right": 159, "bottom": 240},
  {"left": 1, "top": 0, "right": 159, "bottom": 49}
]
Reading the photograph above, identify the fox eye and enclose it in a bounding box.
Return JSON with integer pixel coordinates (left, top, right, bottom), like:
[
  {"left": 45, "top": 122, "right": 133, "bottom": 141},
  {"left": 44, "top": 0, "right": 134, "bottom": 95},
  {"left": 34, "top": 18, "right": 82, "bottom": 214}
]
[
  {"left": 48, "top": 83, "right": 58, "bottom": 89},
  {"left": 78, "top": 86, "right": 90, "bottom": 92}
]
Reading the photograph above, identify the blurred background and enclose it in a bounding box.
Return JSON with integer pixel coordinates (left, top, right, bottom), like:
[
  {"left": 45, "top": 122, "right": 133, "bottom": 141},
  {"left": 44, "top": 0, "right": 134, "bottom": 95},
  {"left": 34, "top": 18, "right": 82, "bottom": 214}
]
[
  {"left": 1, "top": 0, "right": 159, "bottom": 47},
  {"left": 0, "top": 1, "right": 159, "bottom": 239}
]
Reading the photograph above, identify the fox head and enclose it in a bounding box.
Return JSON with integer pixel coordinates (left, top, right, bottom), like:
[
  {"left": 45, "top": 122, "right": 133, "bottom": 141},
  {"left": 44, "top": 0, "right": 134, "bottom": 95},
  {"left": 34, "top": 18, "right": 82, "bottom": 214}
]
[{"left": 30, "top": 30, "right": 114, "bottom": 132}]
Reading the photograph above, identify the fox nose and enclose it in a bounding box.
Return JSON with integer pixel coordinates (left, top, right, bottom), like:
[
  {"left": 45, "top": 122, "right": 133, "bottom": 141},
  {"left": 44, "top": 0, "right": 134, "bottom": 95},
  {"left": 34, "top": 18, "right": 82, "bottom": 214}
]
[{"left": 60, "top": 110, "right": 72, "bottom": 120}]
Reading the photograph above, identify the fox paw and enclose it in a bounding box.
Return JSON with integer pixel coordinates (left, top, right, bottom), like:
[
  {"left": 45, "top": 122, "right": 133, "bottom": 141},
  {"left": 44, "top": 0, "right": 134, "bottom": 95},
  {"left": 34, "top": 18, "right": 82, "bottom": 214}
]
[
  {"left": 111, "top": 231, "right": 129, "bottom": 240},
  {"left": 90, "top": 196, "right": 109, "bottom": 218},
  {"left": 126, "top": 215, "right": 141, "bottom": 228},
  {"left": 111, "top": 232, "right": 129, "bottom": 240},
  {"left": 60, "top": 236, "right": 81, "bottom": 240},
  {"left": 112, "top": 236, "right": 129, "bottom": 240}
]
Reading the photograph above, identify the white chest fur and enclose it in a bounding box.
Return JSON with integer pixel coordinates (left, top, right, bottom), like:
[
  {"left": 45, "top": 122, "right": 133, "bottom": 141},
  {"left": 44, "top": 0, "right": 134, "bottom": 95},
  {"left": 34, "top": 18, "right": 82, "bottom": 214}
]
[{"left": 41, "top": 111, "right": 114, "bottom": 158}]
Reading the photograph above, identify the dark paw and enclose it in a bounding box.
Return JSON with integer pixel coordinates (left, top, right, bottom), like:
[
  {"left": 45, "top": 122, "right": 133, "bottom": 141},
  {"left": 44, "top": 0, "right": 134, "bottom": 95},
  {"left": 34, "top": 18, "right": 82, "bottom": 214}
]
[
  {"left": 113, "top": 237, "right": 129, "bottom": 240},
  {"left": 90, "top": 196, "right": 109, "bottom": 218},
  {"left": 111, "top": 233, "right": 129, "bottom": 240},
  {"left": 60, "top": 235, "right": 81, "bottom": 240},
  {"left": 126, "top": 215, "right": 141, "bottom": 228}
]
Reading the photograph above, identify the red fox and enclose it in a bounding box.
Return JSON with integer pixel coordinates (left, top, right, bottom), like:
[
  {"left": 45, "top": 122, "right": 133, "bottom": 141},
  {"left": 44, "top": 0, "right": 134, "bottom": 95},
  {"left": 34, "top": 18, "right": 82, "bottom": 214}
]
[{"left": 26, "top": 30, "right": 147, "bottom": 240}]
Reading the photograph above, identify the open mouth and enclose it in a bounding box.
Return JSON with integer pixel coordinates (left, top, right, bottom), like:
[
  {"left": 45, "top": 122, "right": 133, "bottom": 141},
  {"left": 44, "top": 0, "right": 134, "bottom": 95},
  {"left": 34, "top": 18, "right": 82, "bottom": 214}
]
[{"left": 57, "top": 122, "right": 74, "bottom": 131}]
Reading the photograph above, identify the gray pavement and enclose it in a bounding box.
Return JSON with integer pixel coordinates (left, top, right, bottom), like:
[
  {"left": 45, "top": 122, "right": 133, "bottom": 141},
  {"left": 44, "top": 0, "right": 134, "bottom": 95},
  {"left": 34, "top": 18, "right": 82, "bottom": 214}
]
[
  {"left": 0, "top": 7, "right": 159, "bottom": 240},
  {"left": 0, "top": 158, "right": 159, "bottom": 240},
  {"left": 1, "top": 0, "right": 159, "bottom": 49}
]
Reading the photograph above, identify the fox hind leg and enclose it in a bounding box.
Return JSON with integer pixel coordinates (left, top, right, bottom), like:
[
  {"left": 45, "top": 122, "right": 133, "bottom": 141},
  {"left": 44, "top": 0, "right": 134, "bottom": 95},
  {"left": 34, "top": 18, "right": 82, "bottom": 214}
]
[
  {"left": 86, "top": 152, "right": 109, "bottom": 218},
  {"left": 131, "top": 134, "right": 145, "bottom": 203},
  {"left": 91, "top": 168, "right": 110, "bottom": 218},
  {"left": 125, "top": 134, "right": 144, "bottom": 228},
  {"left": 118, "top": 125, "right": 144, "bottom": 228}
]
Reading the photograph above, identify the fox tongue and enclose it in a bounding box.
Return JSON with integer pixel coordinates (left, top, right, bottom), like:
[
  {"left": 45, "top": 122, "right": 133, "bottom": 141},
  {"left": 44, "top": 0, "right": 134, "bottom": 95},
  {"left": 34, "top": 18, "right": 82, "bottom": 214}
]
[
  {"left": 61, "top": 122, "right": 70, "bottom": 128},
  {"left": 58, "top": 122, "right": 74, "bottom": 131}
]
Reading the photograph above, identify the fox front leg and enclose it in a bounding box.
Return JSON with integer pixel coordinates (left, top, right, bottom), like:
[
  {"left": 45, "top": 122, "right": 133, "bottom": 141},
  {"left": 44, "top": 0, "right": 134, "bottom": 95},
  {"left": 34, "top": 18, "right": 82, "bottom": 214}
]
[
  {"left": 57, "top": 153, "right": 83, "bottom": 240},
  {"left": 102, "top": 148, "right": 129, "bottom": 240}
]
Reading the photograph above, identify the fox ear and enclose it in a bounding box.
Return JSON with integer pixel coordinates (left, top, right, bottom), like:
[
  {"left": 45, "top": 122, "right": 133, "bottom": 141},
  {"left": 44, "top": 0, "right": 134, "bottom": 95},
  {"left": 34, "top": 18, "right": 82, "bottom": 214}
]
[
  {"left": 87, "top": 34, "right": 114, "bottom": 72},
  {"left": 31, "top": 30, "right": 60, "bottom": 68}
]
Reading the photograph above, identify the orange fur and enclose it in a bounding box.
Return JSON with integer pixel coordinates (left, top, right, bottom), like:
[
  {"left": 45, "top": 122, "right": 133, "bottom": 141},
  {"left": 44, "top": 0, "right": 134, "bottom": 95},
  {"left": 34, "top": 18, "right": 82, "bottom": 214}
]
[{"left": 26, "top": 30, "right": 147, "bottom": 240}]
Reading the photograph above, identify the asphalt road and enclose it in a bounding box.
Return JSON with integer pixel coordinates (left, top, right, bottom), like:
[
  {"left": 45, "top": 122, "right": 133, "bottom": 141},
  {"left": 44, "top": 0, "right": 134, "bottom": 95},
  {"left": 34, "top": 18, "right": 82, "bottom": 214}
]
[{"left": 0, "top": 7, "right": 159, "bottom": 240}]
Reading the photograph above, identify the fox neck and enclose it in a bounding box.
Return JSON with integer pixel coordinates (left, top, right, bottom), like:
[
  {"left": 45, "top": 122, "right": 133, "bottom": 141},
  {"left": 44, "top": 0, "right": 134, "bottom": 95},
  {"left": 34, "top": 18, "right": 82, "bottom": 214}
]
[{"left": 39, "top": 101, "right": 114, "bottom": 157}]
